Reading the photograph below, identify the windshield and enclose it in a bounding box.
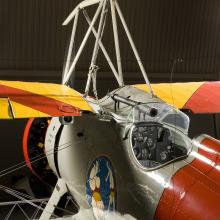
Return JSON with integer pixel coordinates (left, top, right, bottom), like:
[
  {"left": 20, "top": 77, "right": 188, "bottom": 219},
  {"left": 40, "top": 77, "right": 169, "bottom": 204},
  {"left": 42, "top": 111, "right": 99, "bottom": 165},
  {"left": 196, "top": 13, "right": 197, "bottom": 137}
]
[{"left": 132, "top": 103, "right": 190, "bottom": 135}]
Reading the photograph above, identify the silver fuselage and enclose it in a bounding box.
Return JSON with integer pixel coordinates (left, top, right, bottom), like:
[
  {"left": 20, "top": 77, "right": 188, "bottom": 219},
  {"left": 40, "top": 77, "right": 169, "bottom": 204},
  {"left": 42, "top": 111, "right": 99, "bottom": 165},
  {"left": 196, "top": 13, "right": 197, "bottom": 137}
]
[{"left": 45, "top": 86, "right": 196, "bottom": 220}]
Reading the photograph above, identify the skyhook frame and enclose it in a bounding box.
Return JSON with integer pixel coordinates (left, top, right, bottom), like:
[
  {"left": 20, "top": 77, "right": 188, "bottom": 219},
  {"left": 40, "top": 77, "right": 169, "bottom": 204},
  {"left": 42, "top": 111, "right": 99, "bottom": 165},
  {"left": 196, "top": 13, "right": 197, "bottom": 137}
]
[{"left": 62, "top": 0, "right": 154, "bottom": 97}]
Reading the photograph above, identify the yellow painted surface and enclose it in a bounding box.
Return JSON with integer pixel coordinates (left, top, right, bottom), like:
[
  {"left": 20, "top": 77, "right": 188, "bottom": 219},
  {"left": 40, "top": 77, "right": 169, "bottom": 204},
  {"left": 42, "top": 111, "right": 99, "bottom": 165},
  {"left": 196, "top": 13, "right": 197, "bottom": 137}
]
[
  {"left": 0, "top": 81, "right": 93, "bottom": 112},
  {"left": 0, "top": 98, "right": 10, "bottom": 119},
  {"left": 0, "top": 99, "right": 49, "bottom": 119},
  {"left": 134, "top": 82, "right": 204, "bottom": 108}
]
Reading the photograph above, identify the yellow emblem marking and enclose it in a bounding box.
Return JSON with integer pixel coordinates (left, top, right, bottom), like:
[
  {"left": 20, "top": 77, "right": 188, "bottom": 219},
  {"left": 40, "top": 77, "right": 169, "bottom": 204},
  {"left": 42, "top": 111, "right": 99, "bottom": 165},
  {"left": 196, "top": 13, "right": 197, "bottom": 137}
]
[{"left": 93, "top": 192, "right": 102, "bottom": 202}]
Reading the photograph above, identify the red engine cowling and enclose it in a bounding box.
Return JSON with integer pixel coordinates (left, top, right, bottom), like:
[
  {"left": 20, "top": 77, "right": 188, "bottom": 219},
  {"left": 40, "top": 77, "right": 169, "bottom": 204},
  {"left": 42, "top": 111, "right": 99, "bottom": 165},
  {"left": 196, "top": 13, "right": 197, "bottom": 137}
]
[{"left": 23, "top": 118, "right": 57, "bottom": 187}]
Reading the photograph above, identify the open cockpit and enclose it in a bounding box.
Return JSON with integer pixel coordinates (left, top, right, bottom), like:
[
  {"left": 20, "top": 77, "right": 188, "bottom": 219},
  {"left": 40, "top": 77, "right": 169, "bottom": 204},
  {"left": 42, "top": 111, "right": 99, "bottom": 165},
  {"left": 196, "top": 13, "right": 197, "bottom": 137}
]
[{"left": 130, "top": 103, "right": 191, "bottom": 169}]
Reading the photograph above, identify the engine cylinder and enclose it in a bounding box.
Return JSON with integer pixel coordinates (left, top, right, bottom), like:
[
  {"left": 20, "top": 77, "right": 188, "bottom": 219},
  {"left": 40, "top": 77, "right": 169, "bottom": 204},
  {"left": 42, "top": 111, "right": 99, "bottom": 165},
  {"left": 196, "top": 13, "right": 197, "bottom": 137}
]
[{"left": 23, "top": 118, "right": 57, "bottom": 186}]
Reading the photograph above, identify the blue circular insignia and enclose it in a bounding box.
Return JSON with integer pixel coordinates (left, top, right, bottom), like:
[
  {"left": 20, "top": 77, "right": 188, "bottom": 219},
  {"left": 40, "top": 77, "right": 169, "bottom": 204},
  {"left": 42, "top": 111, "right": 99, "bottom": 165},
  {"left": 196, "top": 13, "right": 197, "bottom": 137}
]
[{"left": 86, "top": 157, "right": 116, "bottom": 214}]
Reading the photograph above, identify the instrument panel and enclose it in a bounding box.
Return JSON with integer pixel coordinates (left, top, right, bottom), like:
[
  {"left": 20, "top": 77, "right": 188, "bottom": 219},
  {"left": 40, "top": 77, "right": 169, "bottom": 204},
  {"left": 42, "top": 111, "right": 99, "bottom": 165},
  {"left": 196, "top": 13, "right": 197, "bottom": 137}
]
[{"left": 131, "top": 122, "right": 187, "bottom": 168}]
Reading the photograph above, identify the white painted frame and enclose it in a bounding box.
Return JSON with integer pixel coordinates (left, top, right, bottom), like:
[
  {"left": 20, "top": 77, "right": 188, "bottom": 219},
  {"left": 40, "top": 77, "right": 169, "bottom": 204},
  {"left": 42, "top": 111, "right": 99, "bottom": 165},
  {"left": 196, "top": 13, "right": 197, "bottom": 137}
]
[{"left": 62, "top": 0, "right": 154, "bottom": 96}]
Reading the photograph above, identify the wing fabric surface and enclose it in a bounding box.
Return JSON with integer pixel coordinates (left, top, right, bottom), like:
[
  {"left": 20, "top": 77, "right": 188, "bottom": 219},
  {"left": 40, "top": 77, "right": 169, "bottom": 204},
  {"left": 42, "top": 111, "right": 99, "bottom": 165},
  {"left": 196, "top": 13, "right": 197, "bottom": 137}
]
[
  {"left": 0, "top": 81, "right": 93, "bottom": 119},
  {"left": 134, "top": 82, "right": 220, "bottom": 114}
]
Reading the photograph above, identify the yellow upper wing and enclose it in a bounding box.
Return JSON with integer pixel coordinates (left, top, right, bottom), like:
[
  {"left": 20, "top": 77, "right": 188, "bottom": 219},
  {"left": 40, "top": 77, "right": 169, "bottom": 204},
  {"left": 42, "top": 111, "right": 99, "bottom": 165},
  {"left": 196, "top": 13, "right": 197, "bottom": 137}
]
[
  {"left": 134, "top": 82, "right": 204, "bottom": 109},
  {"left": 134, "top": 82, "right": 220, "bottom": 114},
  {"left": 0, "top": 81, "right": 93, "bottom": 119}
]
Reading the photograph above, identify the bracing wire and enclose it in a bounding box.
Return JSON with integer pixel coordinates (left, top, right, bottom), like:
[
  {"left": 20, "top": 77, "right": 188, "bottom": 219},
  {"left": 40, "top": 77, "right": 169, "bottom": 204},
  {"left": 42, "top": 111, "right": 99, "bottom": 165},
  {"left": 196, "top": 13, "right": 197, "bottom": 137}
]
[
  {"left": 0, "top": 141, "right": 71, "bottom": 177},
  {"left": 0, "top": 139, "right": 82, "bottom": 178},
  {"left": 0, "top": 140, "right": 85, "bottom": 217}
]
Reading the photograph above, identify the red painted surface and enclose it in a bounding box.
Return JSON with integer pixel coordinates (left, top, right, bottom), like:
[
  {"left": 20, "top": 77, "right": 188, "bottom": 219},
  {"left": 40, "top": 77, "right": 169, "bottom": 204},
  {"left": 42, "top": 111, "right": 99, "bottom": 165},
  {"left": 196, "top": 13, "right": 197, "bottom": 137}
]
[
  {"left": 184, "top": 82, "right": 220, "bottom": 113},
  {"left": 22, "top": 118, "right": 35, "bottom": 174},
  {"left": 155, "top": 136, "right": 220, "bottom": 220},
  {"left": 0, "top": 84, "right": 81, "bottom": 116},
  {"left": 23, "top": 118, "right": 55, "bottom": 185}
]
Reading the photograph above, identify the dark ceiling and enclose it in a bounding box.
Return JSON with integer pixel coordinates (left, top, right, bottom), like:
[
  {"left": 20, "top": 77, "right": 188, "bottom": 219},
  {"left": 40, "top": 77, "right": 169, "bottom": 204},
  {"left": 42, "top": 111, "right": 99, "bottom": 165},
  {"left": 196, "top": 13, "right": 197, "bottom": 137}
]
[{"left": 0, "top": 0, "right": 220, "bottom": 89}]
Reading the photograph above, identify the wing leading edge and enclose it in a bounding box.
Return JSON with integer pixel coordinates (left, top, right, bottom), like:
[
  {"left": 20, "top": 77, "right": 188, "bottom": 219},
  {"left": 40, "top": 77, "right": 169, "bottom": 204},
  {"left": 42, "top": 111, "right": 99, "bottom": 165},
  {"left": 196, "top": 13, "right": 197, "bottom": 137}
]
[
  {"left": 134, "top": 82, "right": 220, "bottom": 114},
  {"left": 0, "top": 81, "right": 93, "bottom": 119}
]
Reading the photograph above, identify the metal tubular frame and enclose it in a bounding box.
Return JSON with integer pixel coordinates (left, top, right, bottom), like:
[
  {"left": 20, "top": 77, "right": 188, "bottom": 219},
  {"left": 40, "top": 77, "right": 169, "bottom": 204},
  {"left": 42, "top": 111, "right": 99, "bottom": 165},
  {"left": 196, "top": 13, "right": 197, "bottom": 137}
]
[
  {"left": 110, "top": 0, "right": 123, "bottom": 86},
  {"left": 63, "top": 0, "right": 101, "bottom": 25},
  {"left": 114, "top": 0, "right": 153, "bottom": 96},
  {"left": 62, "top": 9, "right": 79, "bottom": 83},
  {"left": 62, "top": 0, "right": 154, "bottom": 96},
  {"left": 91, "top": 0, "right": 107, "bottom": 65},
  {"left": 83, "top": 10, "right": 121, "bottom": 83},
  {"left": 63, "top": 2, "right": 103, "bottom": 84},
  {"left": 85, "top": 0, "right": 108, "bottom": 95}
]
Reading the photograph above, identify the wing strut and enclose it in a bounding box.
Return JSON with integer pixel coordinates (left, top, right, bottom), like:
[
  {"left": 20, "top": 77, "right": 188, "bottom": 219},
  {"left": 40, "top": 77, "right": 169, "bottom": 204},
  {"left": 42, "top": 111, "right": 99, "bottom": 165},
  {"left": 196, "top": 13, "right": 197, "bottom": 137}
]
[
  {"left": 7, "top": 98, "right": 15, "bottom": 119},
  {"left": 39, "top": 179, "right": 67, "bottom": 220}
]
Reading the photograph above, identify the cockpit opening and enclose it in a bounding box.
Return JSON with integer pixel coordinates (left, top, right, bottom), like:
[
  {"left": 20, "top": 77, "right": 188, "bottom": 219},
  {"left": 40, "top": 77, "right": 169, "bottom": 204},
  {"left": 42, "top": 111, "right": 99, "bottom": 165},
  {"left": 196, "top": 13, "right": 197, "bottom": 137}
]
[{"left": 130, "top": 122, "right": 190, "bottom": 169}]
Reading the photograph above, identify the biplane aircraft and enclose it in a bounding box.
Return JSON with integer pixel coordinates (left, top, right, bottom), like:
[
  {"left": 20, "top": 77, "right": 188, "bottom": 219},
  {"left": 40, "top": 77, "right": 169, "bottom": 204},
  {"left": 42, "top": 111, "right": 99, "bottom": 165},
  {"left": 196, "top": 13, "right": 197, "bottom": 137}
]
[{"left": 1, "top": 0, "right": 220, "bottom": 219}]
